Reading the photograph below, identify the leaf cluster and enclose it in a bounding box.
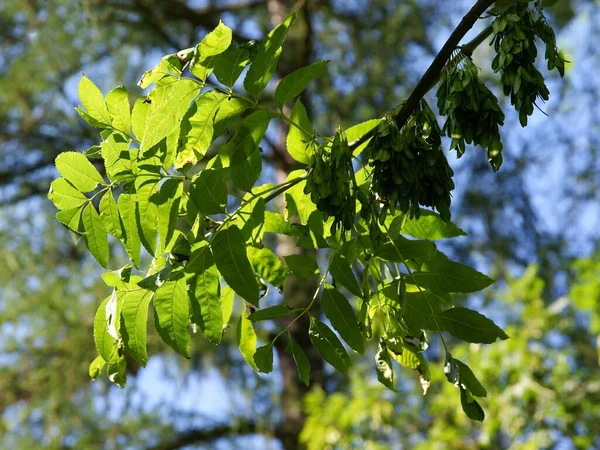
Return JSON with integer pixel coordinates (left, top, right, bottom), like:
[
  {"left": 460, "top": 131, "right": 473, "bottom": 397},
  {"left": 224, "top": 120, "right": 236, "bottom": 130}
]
[{"left": 46, "top": 5, "right": 564, "bottom": 422}]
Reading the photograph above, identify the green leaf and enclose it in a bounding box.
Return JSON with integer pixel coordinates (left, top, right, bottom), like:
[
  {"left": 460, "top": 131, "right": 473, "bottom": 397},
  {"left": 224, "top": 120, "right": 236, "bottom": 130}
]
[
  {"left": 237, "top": 309, "right": 258, "bottom": 372},
  {"left": 56, "top": 206, "right": 83, "bottom": 232},
  {"left": 190, "top": 21, "right": 233, "bottom": 81},
  {"left": 189, "top": 169, "right": 227, "bottom": 215},
  {"left": 156, "top": 179, "right": 183, "bottom": 251},
  {"left": 403, "top": 291, "right": 445, "bottom": 334},
  {"left": 140, "top": 79, "right": 200, "bottom": 154},
  {"left": 329, "top": 253, "right": 361, "bottom": 297},
  {"left": 308, "top": 316, "right": 350, "bottom": 373},
  {"left": 138, "top": 53, "right": 183, "bottom": 89},
  {"left": 187, "top": 242, "right": 223, "bottom": 344},
  {"left": 241, "top": 197, "right": 266, "bottom": 241},
  {"left": 117, "top": 193, "right": 141, "bottom": 268},
  {"left": 120, "top": 289, "right": 153, "bottom": 366},
  {"left": 94, "top": 295, "right": 116, "bottom": 361},
  {"left": 284, "top": 254, "right": 319, "bottom": 278},
  {"left": 220, "top": 111, "right": 273, "bottom": 167},
  {"left": 398, "top": 210, "right": 467, "bottom": 240},
  {"left": 131, "top": 97, "right": 150, "bottom": 140},
  {"left": 286, "top": 100, "right": 316, "bottom": 165},
  {"left": 249, "top": 305, "right": 297, "bottom": 322},
  {"left": 437, "top": 307, "right": 509, "bottom": 344},
  {"left": 101, "top": 132, "right": 132, "bottom": 182},
  {"left": 48, "top": 178, "right": 88, "bottom": 210},
  {"left": 213, "top": 43, "right": 251, "bottom": 88},
  {"left": 135, "top": 177, "right": 160, "bottom": 256},
  {"left": 285, "top": 335, "right": 310, "bottom": 386},
  {"left": 106, "top": 85, "right": 131, "bottom": 135},
  {"left": 375, "top": 339, "right": 395, "bottom": 390},
  {"left": 321, "top": 285, "right": 364, "bottom": 354},
  {"left": 176, "top": 91, "right": 224, "bottom": 169},
  {"left": 244, "top": 13, "right": 296, "bottom": 97},
  {"left": 88, "top": 355, "right": 106, "bottom": 380},
  {"left": 221, "top": 285, "right": 235, "bottom": 326},
  {"left": 376, "top": 236, "right": 436, "bottom": 262},
  {"left": 154, "top": 278, "right": 191, "bottom": 357},
  {"left": 55, "top": 151, "right": 105, "bottom": 192},
  {"left": 247, "top": 246, "right": 289, "bottom": 291},
  {"left": 211, "top": 225, "right": 260, "bottom": 305},
  {"left": 410, "top": 251, "right": 494, "bottom": 293},
  {"left": 274, "top": 60, "right": 329, "bottom": 108},
  {"left": 460, "top": 387, "right": 485, "bottom": 421},
  {"left": 455, "top": 359, "right": 487, "bottom": 397},
  {"left": 231, "top": 148, "right": 262, "bottom": 192},
  {"left": 82, "top": 203, "right": 109, "bottom": 268},
  {"left": 213, "top": 96, "right": 251, "bottom": 138},
  {"left": 99, "top": 191, "right": 122, "bottom": 239},
  {"left": 264, "top": 211, "right": 302, "bottom": 237},
  {"left": 345, "top": 118, "right": 381, "bottom": 156},
  {"left": 107, "top": 343, "right": 127, "bottom": 388},
  {"left": 284, "top": 170, "right": 316, "bottom": 224},
  {"left": 254, "top": 344, "right": 274, "bottom": 373},
  {"left": 78, "top": 75, "right": 111, "bottom": 125}
]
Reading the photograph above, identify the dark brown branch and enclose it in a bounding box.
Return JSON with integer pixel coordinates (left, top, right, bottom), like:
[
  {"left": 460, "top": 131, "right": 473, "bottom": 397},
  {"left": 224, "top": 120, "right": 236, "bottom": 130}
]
[{"left": 348, "top": 0, "right": 496, "bottom": 149}]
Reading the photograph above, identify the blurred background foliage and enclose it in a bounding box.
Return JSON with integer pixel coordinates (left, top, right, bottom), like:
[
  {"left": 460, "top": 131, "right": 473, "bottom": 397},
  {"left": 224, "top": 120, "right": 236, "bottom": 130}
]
[{"left": 0, "top": 0, "right": 599, "bottom": 449}]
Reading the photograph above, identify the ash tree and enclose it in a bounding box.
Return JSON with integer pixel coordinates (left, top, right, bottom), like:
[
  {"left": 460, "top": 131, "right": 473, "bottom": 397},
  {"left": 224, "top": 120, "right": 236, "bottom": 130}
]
[{"left": 48, "top": 0, "right": 565, "bottom": 421}]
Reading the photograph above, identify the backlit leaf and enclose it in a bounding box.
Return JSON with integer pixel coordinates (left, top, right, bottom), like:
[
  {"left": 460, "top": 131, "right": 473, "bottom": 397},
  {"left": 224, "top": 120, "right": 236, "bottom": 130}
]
[
  {"left": 397, "top": 210, "right": 467, "bottom": 240},
  {"left": 154, "top": 278, "right": 191, "bottom": 357},
  {"left": 275, "top": 60, "right": 329, "bottom": 108},
  {"left": 120, "top": 289, "right": 153, "bottom": 366},
  {"left": 78, "top": 75, "right": 111, "bottom": 125},
  {"left": 286, "top": 100, "right": 316, "bottom": 165},
  {"left": 247, "top": 246, "right": 289, "bottom": 291},
  {"left": 55, "top": 151, "right": 105, "bottom": 192},
  {"left": 48, "top": 178, "right": 88, "bottom": 210},
  {"left": 190, "top": 21, "right": 232, "bottom": 81},
  {"left": 117, "top": 193, "right": 141, "bottom": 268},
  {"left": 187, "top": 242, "right": 223, "bottom": 344},
  {"left": 94, "top": 295, "right": 116, "bottom": 361},
  {"left": 106, "top": 85, "right": 131, "bottom": 135},
  {"left": 244, "top": 13, "right": 296, "bottom": 97},
  {"left": 237, "top": 309, "right": 258, "bottom": 372},
  {"left": 212, "top": 225, "right": 260, "bottom": 305},
  {"left": 99, "top": 190, "right": 122, "bottom": 239},
  {"left": 82, "top": 203, "right": 109, "bottom": 268}
]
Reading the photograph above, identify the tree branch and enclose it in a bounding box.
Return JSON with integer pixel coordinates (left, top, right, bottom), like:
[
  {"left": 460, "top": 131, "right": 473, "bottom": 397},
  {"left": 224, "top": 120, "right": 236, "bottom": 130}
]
[
  {"left": 145, "top": 420, "right": 261, "bottom": 450},
  {"left": 348, "top": 0, "right": 496, "bottom": 149}
]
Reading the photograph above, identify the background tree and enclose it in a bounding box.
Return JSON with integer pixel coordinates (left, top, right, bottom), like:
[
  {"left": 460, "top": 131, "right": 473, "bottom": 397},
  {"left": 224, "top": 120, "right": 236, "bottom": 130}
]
[{"left": 1, "top": 1, "right": 599, "bottom": 449}]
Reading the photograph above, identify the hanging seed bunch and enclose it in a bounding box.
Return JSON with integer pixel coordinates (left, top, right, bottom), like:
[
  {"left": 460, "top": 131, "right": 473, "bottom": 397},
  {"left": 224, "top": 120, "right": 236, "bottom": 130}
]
[
  {"left": 534, "top": 10, "right": 566, "bottom": 77},
  {"left": 490, "top": 3, "right": 564, "bottom": 127},
  {"left": 304, "top": 128, "right": 355, "bottom": 233},
  {"left": 367, "top": 100, "right": 454, "bottom": 222},
  {"left": 437, "top": 56, "right": 505, "bottom": 171}
]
